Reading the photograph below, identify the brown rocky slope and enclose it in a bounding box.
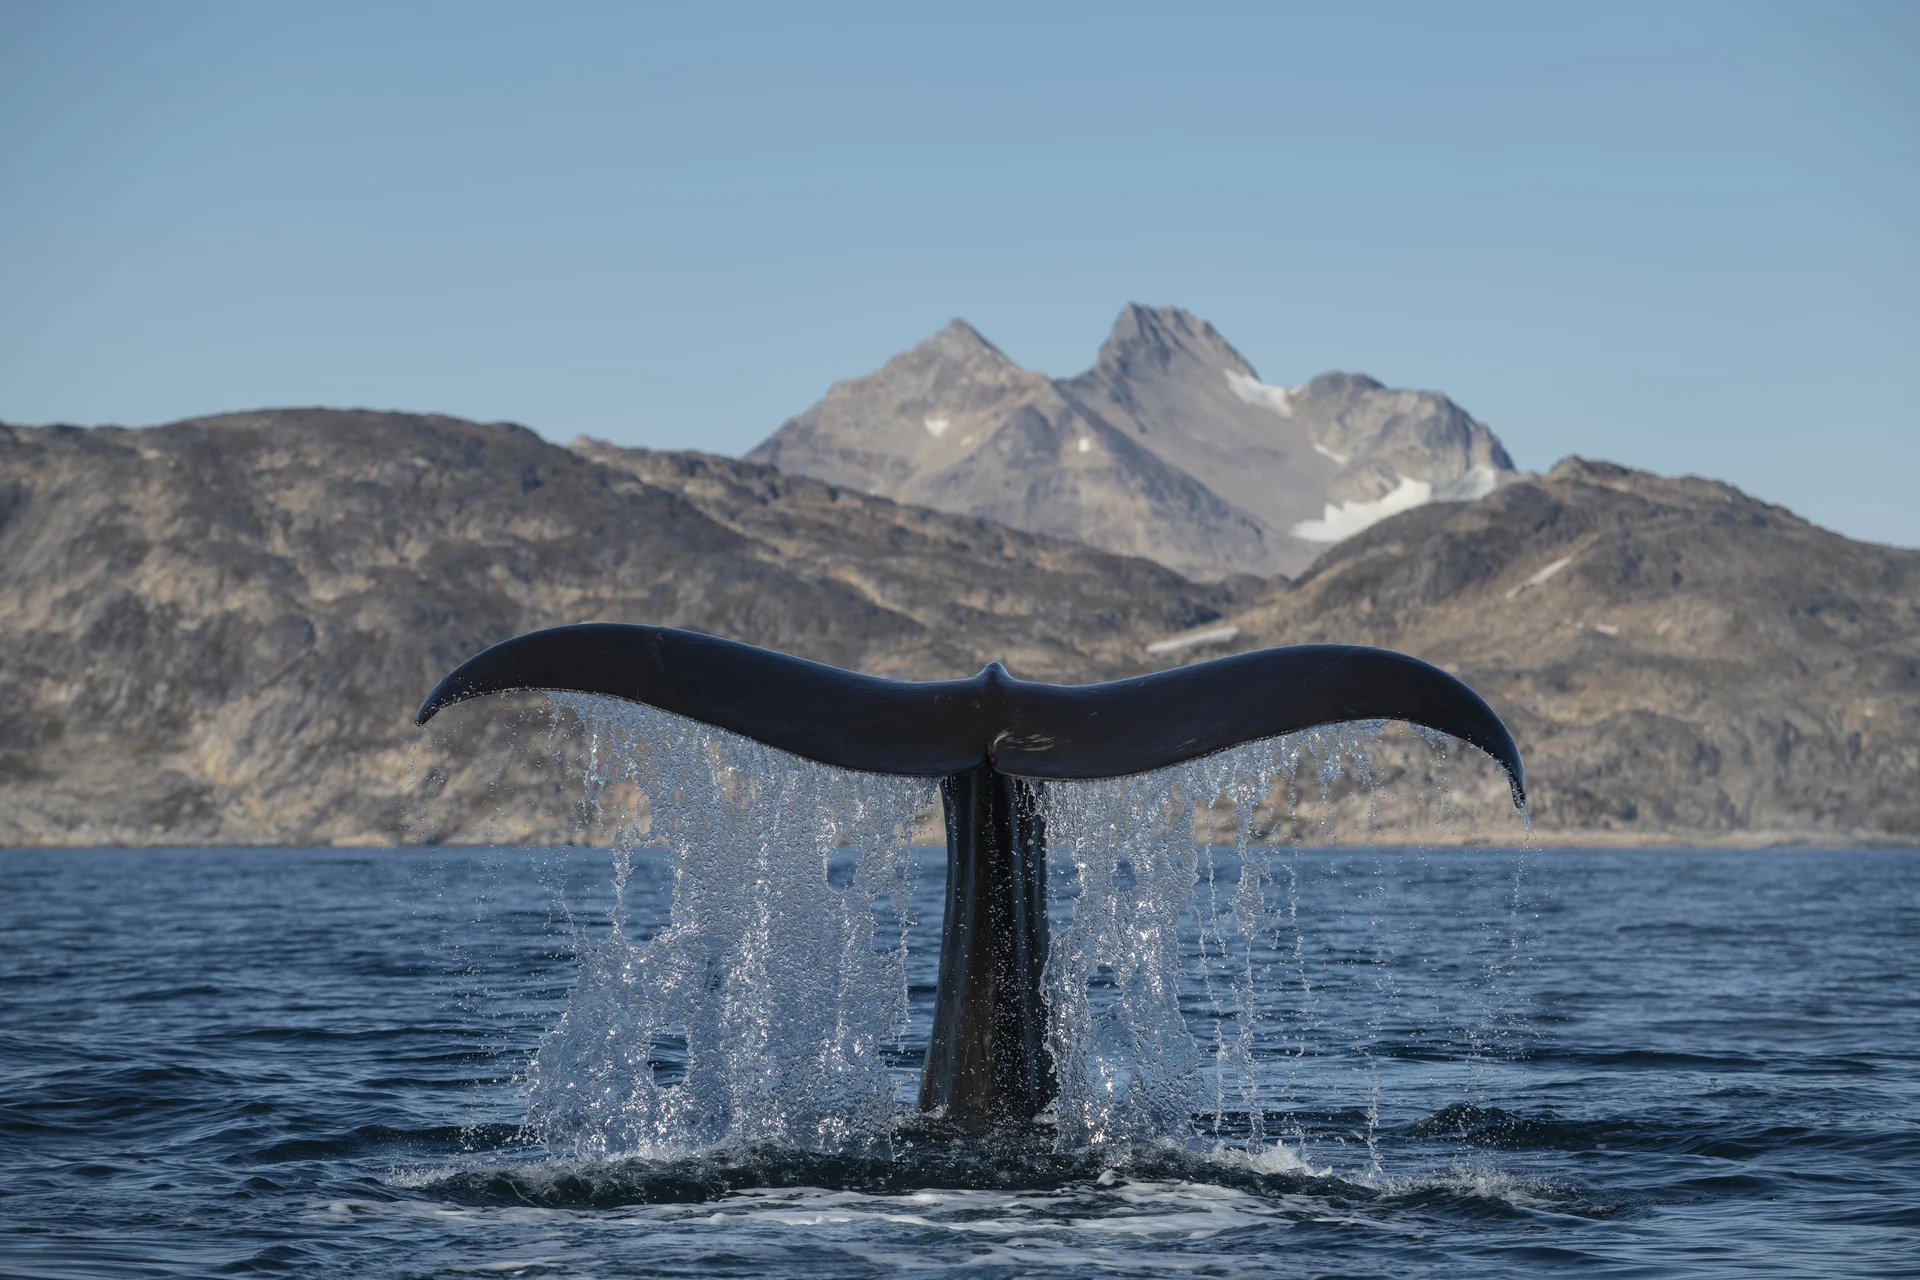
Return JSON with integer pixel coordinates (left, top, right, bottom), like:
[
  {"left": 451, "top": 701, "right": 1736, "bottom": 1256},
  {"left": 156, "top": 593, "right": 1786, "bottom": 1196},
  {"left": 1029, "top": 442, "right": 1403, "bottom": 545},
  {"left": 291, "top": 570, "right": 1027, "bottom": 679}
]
[
  {"left": 1194, "top": 459, "right": 1920, "bottom": 844},
  {"left": 0, "top": 410, "right": 1232, "bottom": 846},
  {"left": 0, "top": 411, "right": 1912, "bottom": 847}
]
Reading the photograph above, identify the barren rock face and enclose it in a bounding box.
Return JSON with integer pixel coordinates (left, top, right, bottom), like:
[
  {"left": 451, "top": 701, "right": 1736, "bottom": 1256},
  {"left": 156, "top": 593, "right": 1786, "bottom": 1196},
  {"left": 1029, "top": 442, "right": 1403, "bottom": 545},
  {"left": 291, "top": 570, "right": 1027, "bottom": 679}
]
[
  {"left": 748, "top": 305, "right": 1516, "bottom": 580},
  {"left": 0, "top": 411, "right": 1232, "bottom": 847},
  {"left": 1, "top": 411, "right": 1912, "bottom": 848},
  {"left": 1201, "top": 459, "right": 1920, "bottom": 844}
]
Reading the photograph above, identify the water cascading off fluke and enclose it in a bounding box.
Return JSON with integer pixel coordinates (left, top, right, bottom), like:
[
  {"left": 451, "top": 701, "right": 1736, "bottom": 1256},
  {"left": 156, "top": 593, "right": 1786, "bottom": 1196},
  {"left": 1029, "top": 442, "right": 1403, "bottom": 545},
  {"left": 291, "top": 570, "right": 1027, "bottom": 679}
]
[{"left": 415, "top": 623, "right": 1526, "bottom": 1128}]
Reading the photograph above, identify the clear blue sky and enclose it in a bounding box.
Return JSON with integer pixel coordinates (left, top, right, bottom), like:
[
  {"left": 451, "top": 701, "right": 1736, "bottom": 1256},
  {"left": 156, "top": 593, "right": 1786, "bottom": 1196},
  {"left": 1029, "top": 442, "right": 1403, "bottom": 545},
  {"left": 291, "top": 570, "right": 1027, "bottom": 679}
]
[{"left": 3, "top": 1, "right": 1915, "bottom": 546}]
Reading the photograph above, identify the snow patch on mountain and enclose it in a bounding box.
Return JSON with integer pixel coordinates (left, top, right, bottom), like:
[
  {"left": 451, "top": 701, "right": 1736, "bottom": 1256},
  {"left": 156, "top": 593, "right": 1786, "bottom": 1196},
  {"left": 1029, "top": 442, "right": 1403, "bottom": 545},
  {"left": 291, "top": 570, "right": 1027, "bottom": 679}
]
[
  {"left": 1292, "top": 476, "right": 1434, "bottom": 542},
  {"left": 1505, "top": 553, "right": 1575, "bottom": 599},
  {"left": 1436, "top": 465, "right": 1500, "bottom": 502},
  {"left": 1225, "top": 369, "right": 1295, "bottom": 418},
  {"left": 1146, "top": 625, "right": 1240, "bottom": 655},
  {"left": 1293, "top": 465, "right": 1504, "bottom": 543}
]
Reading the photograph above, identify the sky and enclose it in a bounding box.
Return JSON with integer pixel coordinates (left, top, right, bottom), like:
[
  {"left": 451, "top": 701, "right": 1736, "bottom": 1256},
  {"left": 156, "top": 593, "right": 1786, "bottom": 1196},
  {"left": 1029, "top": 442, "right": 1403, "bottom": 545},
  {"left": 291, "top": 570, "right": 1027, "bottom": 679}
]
[{"left": 2, "top": 1, "right": 1915, "bottom": 547}]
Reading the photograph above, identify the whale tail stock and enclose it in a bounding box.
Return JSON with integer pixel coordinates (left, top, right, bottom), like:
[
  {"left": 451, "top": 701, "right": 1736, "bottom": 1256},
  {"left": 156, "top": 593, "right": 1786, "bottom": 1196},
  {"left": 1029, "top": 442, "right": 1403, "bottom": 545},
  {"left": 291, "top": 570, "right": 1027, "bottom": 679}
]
[{"left": 416, "top": 623, "right": 1525, "bottom": 1126}]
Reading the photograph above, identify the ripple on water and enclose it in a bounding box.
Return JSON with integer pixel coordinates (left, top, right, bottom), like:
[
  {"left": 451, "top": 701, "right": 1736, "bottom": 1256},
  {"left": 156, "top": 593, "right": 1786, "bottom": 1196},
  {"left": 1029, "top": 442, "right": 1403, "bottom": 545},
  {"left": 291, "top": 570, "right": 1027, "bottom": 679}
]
[{"left": 0, "top": 720, "right": 1915, "bottom": 1277}]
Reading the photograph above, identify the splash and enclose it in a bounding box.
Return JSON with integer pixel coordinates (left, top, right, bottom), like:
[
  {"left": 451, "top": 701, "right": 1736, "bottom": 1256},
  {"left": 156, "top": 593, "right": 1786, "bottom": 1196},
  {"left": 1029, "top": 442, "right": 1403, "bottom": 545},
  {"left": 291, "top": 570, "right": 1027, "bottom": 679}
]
[
  {"left": 522, "top": 695, "right": 935, "bottom": 1159},
  {"left": 1043, "top": 723, "right": 1536, "bottom": 1165},
  {"left": 464, "top": 700, "right": 1533, "bottom": 1172}
]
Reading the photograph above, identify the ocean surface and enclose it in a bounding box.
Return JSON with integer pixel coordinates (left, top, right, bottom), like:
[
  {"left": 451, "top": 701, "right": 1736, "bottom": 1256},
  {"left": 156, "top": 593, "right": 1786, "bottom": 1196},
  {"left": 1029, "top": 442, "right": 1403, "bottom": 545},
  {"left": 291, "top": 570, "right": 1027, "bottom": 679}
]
[{"left": 2, "top": 842, "right": 1916, "bottom": 1278}]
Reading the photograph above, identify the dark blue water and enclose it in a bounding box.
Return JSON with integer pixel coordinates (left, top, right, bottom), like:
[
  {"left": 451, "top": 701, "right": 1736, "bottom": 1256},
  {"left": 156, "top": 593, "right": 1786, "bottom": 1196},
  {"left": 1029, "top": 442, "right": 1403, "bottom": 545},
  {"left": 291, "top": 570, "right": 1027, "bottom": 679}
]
[{"left": 2, "top": 845, "right": 1915, "bottom": 1277}]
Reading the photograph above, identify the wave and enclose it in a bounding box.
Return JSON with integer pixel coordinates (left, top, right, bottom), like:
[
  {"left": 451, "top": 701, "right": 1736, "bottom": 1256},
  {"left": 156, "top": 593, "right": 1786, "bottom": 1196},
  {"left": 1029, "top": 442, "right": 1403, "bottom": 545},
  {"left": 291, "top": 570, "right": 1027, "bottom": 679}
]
[{"left": 391, "top": 1133, "right": 1602, "bottom": 1220}]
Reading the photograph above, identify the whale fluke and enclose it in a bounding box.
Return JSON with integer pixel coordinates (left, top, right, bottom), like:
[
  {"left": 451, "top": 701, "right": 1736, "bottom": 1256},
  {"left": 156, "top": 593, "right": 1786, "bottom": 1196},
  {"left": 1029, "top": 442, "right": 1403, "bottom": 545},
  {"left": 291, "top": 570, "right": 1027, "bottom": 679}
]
[
  {"left": 417, "top": 622, "right": 1524, "bottom": 1127},
  {"left": 415, "top": 623, "right": 1524, "bottom": 801}
]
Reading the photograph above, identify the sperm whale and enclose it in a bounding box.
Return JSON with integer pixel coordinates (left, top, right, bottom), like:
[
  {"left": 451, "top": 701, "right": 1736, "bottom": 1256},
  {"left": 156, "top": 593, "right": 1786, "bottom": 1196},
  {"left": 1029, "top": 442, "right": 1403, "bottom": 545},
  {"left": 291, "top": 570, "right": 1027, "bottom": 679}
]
[{"left": 416, "top": 623, "right": 1524, "bottom": 1127}]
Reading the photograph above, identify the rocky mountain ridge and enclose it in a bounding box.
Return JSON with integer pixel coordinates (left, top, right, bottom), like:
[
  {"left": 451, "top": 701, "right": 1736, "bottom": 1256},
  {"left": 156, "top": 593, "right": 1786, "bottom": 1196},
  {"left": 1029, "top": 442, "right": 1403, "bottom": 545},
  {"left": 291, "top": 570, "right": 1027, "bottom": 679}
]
[
  {"left": 747, "top": 305, "right": 1515, "bottom": 579},
  {"left": 0, "top": 411, "right": 1231, "bottom": 847},
  {"left": 1187, "top": 458, "right": 1920, "bottom": 843},
  {"left": 1, "top": 409, "right": 1913, "bottom": 848}
]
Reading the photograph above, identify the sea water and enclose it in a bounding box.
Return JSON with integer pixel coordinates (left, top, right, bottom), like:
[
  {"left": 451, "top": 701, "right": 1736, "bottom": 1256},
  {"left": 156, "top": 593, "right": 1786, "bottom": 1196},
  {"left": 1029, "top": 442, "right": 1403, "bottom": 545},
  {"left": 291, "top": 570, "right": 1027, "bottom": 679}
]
[{"left": 1, "top": 703, "right": 1916, "bottom": 1276}]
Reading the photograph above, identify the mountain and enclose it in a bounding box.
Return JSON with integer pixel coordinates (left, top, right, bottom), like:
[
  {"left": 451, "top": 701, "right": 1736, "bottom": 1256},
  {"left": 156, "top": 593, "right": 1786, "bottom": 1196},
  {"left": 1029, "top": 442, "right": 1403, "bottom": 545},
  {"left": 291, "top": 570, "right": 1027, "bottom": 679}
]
[
  {"left": 0, "top": 411, "right": 1232, "bottom": 846},
  {"left": 742, "top": 319, "right": 1281, "bottom": 580},
  {"left": 1186, "top": 459, "right": 1920, "bottom": 844},
  {"left": 2, "top": 409, "right": 1912, "bottom": 848},
  {"left": 746, "top": 305, "right": 1515, "bottom": 580}
]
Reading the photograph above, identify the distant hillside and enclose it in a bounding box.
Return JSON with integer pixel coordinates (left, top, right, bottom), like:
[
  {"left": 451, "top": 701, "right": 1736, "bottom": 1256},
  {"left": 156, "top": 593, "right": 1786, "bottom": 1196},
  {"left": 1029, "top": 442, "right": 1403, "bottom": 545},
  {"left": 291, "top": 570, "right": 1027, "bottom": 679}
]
[
  {"left": 1195, "top": 459, "right": 1920, "bottom": 843},
  {"left": 0, "top": 411, "right": 1230, "bottom": 846},
  {"left": 746, "top": 305, "right": 1514, "bottom": 580},
  {"left": 0, "top": 411, "right": 1912, "bottom": 848}
]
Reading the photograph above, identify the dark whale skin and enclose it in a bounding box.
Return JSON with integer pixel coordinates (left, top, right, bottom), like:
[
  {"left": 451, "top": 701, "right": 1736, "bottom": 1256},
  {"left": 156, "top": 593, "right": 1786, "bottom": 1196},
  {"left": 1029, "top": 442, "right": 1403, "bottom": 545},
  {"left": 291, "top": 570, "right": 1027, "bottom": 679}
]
[
  {"left": 416, "top": 622, "right": 1525, "bottom": 1125},
  {"left": 416, "top": 623, "right": 1524, "bottom": 801}
]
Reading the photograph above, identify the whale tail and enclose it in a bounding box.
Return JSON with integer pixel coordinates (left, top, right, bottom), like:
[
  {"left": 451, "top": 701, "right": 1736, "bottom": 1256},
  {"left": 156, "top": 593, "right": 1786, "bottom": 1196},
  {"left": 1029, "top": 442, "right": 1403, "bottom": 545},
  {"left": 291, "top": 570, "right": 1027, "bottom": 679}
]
[
  {"left": 416, "top": 623, "right": 1524, "bottom": 802},
  {"left": 416, "top": 623, "right": 1525, "bottom": 1125}
]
